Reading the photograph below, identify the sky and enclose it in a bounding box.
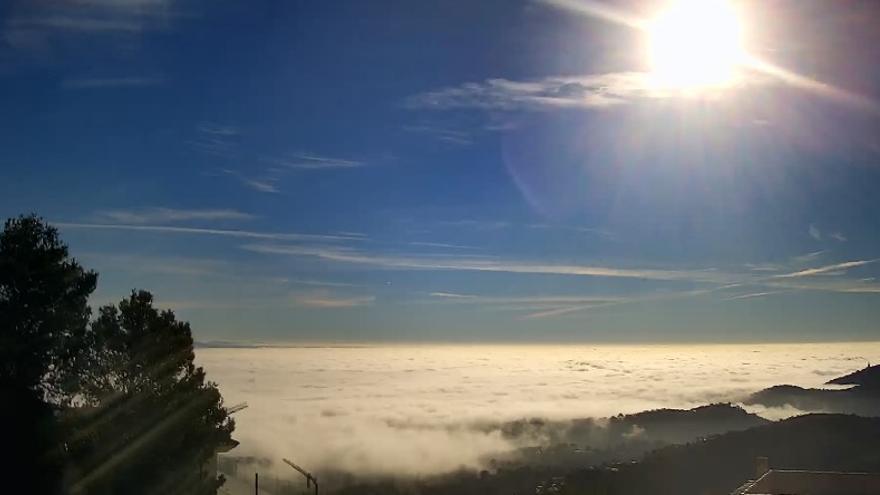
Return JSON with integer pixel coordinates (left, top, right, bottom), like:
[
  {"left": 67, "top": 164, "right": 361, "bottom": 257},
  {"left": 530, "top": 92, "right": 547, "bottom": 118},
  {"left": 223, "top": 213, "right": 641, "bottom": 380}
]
[{"left": 2, "top": 0, "right": 880, "bottom": 342}]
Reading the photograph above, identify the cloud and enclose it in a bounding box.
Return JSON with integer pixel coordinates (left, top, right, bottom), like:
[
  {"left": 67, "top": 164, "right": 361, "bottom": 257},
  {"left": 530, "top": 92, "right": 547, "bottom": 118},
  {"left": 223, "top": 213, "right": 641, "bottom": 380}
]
[
  {"left": 831, "top": 232, "right": 848, "bottom": 242},
  {"left": 197, "top": 122, "right": 239, "bottom": 136},
  {"left": 3, "top": 0, "right": 183, "bottom": 52},
  {"left": 772, "top": 260, "right": 876, "bottom": 279},
  {"left": 241, "top": 177, "right": 280, "bottom": 194},
  {"left": 428, "top": 292, "right": 478, "bottom": 299},
  {"left": 196, "top": 343, "right": 880, "bottom": 478},
  {"left": 203, "top": 147, "right": 366, "bottom": 194},
  {"left": 523, "top": 303, "right": 616, "bottom": 319},
  {"left": 723, "top": 291, "right": 785, "bottom": 301},
  {"left": 424, "top": 292, "right": 632, "bottom": 319},
  {"left": 403, "top": 124, "right": 474, "bottom": 146},
  {"left": 409, "top": 241, "right": 478, "bottom": 250},
  {"left": 272, "top": 152, "right": 365, "bottom": 170},
  {"left": 94, "top": 208, "right": 255, "bottom": 224},
  {"left": 535, "top": 0, "right": 643, "bottom": 29},
  {"left": 189, "top": 123, "right": 240, "bottom": 157},
  {"left": 292, "top": 290, "right": 375, "bottom": 308},
  {"left": 56, "top": 223, "right": 364, "bottom": 243},
  {"left": 744, "top": 263, "right": 783, "bottom": 273},
  {"left": 438, "top": 219, "right": 511, "bottom": 230},
  {"left": 290, "top": 279, "right": 363, "bottom": 288},
  {"left": 809, "top": 224, "right": 822, "bottom": 240},
  {"left": 406, "top": 71, "right": 761, "bottom": 112},
  {"left": 526, "top": 223, "right": 615, "bottom": 240},
  {"left": 243, "top": 243, "right": 734, "bottom": 283},
  {"left": 407, "top": 73, "right": 653, "bottom": 111},
  {"left": 61, "top": 76, "right": 166, "bottom": 89},
  {"left": 791, "top": 250, "right": 826, "bottom": 264},
  {"left": 7, "top": 16, "right": 144, "bottom": 33}
]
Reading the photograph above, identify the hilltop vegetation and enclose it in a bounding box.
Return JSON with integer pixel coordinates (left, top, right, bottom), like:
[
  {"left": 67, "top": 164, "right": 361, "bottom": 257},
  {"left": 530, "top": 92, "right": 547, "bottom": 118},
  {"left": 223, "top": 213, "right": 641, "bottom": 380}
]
[{"left": 744, "top": 364, "right": 880, "bottom": 416}]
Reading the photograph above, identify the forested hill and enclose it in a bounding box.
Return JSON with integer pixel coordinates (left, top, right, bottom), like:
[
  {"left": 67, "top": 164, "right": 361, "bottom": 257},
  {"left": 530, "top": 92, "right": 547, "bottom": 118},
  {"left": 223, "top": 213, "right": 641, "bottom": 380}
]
[
  {"left": 567, "top": 414, "right": 880, "bottom": 495},
  {"left": 745, "top": 365, "right": 880, "bottom": 416},
  {"left": 827, "top": 364, "right": 880, "bottom": 389}
]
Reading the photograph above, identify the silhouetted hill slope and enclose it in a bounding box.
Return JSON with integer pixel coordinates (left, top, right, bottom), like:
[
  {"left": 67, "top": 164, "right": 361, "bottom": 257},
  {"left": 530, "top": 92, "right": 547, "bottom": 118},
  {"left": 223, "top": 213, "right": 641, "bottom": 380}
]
[
  {"left": 609, "top": 403, "right": 770, "bottom": 443},
  {"left": 744, "top": 366, "right": 880, "bottom": 416},
  {"left": 330, "top": 414, "right": 880, "bottom": 495},
  {"left": 568, "top": 414, "right": 880, "bottom": 495},
  {"left": 827, "top": 364, "right": 880, "bottom": 389},
  {"left": 489, "top": 404, "right": 767, "bottom": 471}
]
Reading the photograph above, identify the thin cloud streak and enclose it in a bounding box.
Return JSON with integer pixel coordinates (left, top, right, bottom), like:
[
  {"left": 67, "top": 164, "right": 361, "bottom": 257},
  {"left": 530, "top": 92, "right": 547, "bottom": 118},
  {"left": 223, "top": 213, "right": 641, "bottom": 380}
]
[
  {"left": 243, "top": 244, "right": 735, "bottom": 283},
  {"left": 272, "top": 152, "right": 365, "bottom": 170},
  {"left": 94, "top": 208, "right": 255, "bottom": 224},
  {"left": 723, "top": 291, "right": 785, "bottom": 301},
  {"left": 409, "top": 241, "right": 479, "bottom": 250},
  {"left": 61, "top": 76, "right": 166, "bottom": 89},
  {"left": 772, "top": 260, "right": 876, "bottom": 279},
  {"left": 56, "top": 223, "right": 364, "bottom": 243},
  {"left": 292, "top": 291, "right": 375, "bottom": 308}
]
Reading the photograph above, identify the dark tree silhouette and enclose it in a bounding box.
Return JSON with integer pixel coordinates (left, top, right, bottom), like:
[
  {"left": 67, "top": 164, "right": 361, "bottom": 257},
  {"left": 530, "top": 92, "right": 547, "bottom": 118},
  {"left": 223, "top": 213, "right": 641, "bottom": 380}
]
[
  {"left": 0, "top": 214, "right": 97, "bottom": 493},
  {"left": 65, "top": 290, "right": 235, "bottom": 495},
  {"left": 0, "top": 214, "right": 97, "bottom": 397},
  {"left": 1, "top": 215, "right": 234, "bottom": 494}
]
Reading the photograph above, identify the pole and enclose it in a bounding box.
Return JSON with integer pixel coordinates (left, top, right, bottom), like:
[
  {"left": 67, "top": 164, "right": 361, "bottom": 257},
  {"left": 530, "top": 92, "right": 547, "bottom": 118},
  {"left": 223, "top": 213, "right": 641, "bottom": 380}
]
[
  {"left": 255, "top": 472, "right": 258, "bottom": 495},
  {"left": 282, "top": 458, "right": 318, "bottom": 495}
]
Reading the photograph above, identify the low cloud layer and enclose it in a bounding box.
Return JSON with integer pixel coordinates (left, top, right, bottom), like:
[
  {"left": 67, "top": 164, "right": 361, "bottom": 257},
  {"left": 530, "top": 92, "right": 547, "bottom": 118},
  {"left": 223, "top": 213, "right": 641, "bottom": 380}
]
[{"left": 197, "top": 342, "right": 880, "bottom": 478}]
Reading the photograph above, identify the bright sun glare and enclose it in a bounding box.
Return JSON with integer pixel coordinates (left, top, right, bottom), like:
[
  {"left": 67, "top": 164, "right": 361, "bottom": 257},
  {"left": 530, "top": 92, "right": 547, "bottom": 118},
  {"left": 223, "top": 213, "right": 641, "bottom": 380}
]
[{"left": 648, "top": 0, "right": 746, "bottom": 89}]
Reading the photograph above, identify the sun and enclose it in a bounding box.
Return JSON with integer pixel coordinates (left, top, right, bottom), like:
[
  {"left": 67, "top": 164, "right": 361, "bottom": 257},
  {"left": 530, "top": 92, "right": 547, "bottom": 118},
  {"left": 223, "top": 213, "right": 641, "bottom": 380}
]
[{"left": 647, "top": 0, "right": 746, "bottom": 90}]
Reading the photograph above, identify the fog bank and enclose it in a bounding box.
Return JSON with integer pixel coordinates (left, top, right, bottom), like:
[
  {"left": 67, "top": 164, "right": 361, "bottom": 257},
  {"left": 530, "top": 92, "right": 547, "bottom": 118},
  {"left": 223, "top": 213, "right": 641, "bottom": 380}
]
[{"left": 197, "top": 342, "right": 880, "bottom": 476}]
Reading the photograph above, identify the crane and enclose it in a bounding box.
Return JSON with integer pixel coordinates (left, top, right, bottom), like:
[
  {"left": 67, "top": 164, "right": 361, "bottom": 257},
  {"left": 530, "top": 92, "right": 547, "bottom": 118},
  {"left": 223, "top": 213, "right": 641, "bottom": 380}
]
[{"left": 282, "top": 458, "right": 318, "bottom": 495}]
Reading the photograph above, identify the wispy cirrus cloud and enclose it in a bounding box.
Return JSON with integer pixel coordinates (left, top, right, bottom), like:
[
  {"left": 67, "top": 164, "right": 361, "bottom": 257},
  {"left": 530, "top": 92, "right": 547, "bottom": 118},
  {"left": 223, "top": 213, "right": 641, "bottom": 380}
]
[
  {"left": 406, "top": 72, "right": 761, "bottom": 112},
  {"left": 3, "top": 0, "right": 185, "bottom": 54},
  {"left": 240, "top": 177, "right": 280, "bottom": 194},
  {"left": 270, "top": 152, "right": 366, "bottom": 170},
  {"left": 403, "top": 124, "right": 474, "bottom": 146},
  {"left": 56, "top": 223, "right": 364, "bottom": 243},
  {"left": 7, "top": 16, "right": 145, "bottom": 34},
  {"left": 409, "top": 241, "right": 479, "bottom": 250},
  {"left": 61, "top": 76, "right": 166, "bottom": 89},
  {"left": 93, "top": 207, "right": 255, "bottom": 224},
  {"left": 723, "top": 291, "right": 786, "bottom": 301},
  {"left": 197, "top": 122, "right": 239, "bottom": 137},
  {"left": 242, "top": 243, "right": 734, "bottom": 283},
  {"left": 772, "top": 260, "right": 876, "bottom": 279},
  {"left": 189, "top": 122, "right": 240, "bottom": 157},
  {"left": 292, "top": 290, "right": 375, "bottom": 309},
  {"left": 407, "top": 73, "right": 652, "bottom": 111}
]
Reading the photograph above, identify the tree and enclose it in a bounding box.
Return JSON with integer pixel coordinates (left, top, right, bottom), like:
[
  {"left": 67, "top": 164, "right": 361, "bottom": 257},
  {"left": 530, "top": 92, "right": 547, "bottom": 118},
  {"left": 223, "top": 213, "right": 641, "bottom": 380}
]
[
  {"left": 0, "top": 215, "right": 97, "bottom": 493},
  {"left": 66, "top": 290, "right": 235, "bottom": 495},
  {"left": 0, "top": 214, "right": 97, "bottom": 398}
]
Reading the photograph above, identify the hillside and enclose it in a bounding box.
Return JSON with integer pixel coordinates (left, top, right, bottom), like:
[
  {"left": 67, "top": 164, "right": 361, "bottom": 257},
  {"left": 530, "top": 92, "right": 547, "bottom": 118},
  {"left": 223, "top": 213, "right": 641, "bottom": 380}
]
[
  {"left": 744, "top": 366, "right": 880, "bottom": 416},
  {"left": 567, "top": 414, "right": 880, "bottom": 495}
]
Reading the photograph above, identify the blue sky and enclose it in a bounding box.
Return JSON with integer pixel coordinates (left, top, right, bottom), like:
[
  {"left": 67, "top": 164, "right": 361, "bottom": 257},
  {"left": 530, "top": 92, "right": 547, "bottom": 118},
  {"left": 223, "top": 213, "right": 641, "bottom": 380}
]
[{"left": 2, "top": 0, "right": 880, "bottom": 342}]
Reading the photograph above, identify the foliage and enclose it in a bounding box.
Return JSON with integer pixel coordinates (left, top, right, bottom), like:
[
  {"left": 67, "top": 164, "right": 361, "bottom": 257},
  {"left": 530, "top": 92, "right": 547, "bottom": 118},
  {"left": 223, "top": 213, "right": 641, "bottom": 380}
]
[
  {"left": 65, "top": 290, "right": 235, "bottom": 494},
  {"left": 0, "top": 215, "right": 234, "bottom": 495},
  {"left": 0, "top": 214, "right": 97, "bottom": 399}
]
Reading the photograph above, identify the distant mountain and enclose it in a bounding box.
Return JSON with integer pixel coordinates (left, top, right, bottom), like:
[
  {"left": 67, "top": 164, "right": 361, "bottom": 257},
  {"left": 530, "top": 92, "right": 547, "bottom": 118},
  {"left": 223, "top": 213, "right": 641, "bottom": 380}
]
[
  {"left": 744, "top": 366, "right": 880, "bottom": 416},
  {"left": 826, "top": 364, "right": 880, "bottom": 389}
]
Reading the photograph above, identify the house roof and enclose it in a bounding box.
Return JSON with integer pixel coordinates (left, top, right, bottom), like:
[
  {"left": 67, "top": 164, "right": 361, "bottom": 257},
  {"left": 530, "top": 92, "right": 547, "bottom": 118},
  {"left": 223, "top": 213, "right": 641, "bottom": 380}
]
[{"left": 740, "top": 469, "right": 880, "bottom": 495}]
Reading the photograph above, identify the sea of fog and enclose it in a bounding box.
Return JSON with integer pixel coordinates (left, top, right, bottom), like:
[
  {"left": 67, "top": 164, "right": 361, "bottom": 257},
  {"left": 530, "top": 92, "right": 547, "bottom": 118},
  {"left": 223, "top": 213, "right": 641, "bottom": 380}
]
[{"left": 197, "top": 342, "right": 880, "bottom": 477}]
